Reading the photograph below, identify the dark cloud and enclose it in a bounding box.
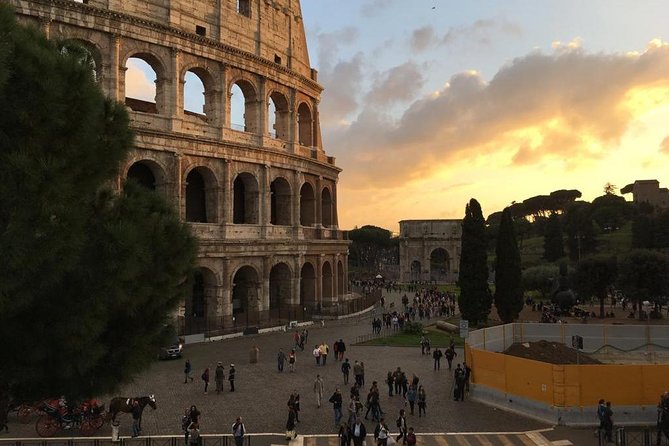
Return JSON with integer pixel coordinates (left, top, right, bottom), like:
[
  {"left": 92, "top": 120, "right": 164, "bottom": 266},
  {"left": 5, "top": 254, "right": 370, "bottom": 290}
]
[
  {"left": 365, "top": 62, "right": 425, "bottom": 107},
  {"left": 410, "top": 26, "right": 438, "bottom": 52}
]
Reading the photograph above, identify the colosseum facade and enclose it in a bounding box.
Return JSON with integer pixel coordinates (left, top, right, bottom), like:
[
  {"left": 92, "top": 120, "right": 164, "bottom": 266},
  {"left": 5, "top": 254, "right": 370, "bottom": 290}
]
[{"left": 11, "top": 0, "right": 350, "bottom": 337}]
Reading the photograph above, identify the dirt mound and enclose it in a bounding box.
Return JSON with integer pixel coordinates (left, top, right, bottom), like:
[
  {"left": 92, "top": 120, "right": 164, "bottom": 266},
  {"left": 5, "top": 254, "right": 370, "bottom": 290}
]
[{"left": 503, "top": 340, "right": 601, "bottom": 365}]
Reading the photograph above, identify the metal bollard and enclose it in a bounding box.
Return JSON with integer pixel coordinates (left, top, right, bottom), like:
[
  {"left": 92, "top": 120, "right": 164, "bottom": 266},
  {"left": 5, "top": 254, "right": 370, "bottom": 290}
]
[{"left": 112, "top": 421, "right": 121, "bottom": 442}]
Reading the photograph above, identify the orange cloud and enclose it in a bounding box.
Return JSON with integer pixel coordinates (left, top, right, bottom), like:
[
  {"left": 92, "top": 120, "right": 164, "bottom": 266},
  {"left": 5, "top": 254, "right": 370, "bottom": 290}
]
[{"left": 324, "top": 42, "right": 669, "bottom": 191}]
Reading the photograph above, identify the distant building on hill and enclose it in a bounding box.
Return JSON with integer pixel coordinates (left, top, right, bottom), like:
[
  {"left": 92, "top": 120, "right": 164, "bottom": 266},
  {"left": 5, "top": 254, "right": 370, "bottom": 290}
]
[
  {"left": 399, "top": 220, "right": 462, "bottom": 283},
  {"left": 621, "top": 180, "right": 669, "bottom": 208}
]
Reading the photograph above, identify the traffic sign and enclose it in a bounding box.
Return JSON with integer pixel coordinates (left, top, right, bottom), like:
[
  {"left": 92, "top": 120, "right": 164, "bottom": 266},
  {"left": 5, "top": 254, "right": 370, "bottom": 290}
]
[{"left": 459, "top": 319, "right": 469, "bottom": 338}]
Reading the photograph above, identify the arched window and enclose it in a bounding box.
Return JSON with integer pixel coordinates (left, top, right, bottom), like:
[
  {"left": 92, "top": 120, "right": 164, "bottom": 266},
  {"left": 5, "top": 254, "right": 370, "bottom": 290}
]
[
  {"left": 230, "top": 80, "right": 258, "bottom": 133},
  {"left": 410, "top": 260, "right": 422, "bottom": 282},
  {"left": 184, "top": 267, "right": 215, "bottom": 335},
  {"left": 233, "top": 173, "right": 259, "bottom": 224},
  {"left": 184, "top": 71, "right": 205, "bottom": 117},
  {"left": 297, "top": 102, "right": 313, "bottom": 146},
  {"left": 322, "top": 261, "right": 333, "bottom": 300},
  {"left": 269, "top": 263, "right": 292, "bottom": 319},
  {"left": 270, "top": 177, "right": 292, "bottom": 225},
  {"left": 337, "top": 260, "right": 346, "bottom": 296},
  {"left": 269, "top": 92, "right": 289, "bottom": 140},
  {"left": 321, "top": 187, "right": 333, "bottom": 227},
  {"left": 125, "top": 56, "right": 162, "bottom": 114},
  {"left": 60, "top": 40, "right": 100, "bottom": 82},
  {"left": 300, "top": 263, "right": 316, "bottom": 306},
  {"left": 185, "top": 167, "right": 218, "bottom": 223},
  {"left": 232, "top": 266, "right": 259, "bottom": 327},
  {"left": 127, "top": 162, "right": 156, "bottom": 190},
  {"left": 430, "top": 248, "right": 450, "bottom": 283},
  {"left": 300, "top": 183, "right": 315, "bottom": 226}
]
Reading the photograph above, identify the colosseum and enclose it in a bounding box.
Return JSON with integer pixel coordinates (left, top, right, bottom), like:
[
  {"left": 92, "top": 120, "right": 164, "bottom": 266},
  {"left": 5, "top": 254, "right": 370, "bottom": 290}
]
[{"left": 10, "top": 0, "right": 350, "bottom": 337}]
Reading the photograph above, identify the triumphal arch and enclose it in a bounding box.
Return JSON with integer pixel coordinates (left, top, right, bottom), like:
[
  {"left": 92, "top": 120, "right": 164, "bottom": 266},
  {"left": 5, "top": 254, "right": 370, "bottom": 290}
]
[
  {"left": 11, "top": 0, "right": 350, "bottom": 336},
  {"left": 399, "top": 220, "right": 462, "bottom": 283}
]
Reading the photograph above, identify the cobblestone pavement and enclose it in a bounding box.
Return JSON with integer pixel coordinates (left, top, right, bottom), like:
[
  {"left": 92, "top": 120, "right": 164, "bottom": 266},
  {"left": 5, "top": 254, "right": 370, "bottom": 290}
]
[{"left": 4, "top": 290, "right": 550, "bottom": 439}]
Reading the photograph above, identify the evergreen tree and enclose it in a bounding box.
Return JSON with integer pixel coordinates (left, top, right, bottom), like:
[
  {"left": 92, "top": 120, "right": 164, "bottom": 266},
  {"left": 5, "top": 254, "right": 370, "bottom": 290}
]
[
  {"left": 494, "top": 208, "right": 522, "bottom": 323},
  {"left": 564, "top": 202, "right": 597, "bottom": 261},
  {"left": 573, "top": 255, "right": 617, "bottom": 318},
  {"left": 457, "top": 199, "right": 491, "bottom": 326},
  {"left": 0, "top": 6, "right": 197, "bottom": 407},
  {"left": 543, "top": 213, "right": 565, "bottom": 261}
]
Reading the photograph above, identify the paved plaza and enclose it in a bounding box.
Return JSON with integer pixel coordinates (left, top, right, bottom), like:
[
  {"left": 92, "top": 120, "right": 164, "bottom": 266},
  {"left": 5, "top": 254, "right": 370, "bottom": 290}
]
[{"left": 3, "top": 290, "right": 591, "bottom": 444}]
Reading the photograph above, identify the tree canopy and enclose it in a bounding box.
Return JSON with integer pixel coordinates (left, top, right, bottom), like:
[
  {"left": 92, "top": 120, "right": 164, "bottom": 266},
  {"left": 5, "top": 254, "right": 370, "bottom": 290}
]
[
  {"left": 617, "top": 249, "right": 669, "bottom": 317},
  {"left": 458, "top": 199, "right": 491, "bottom": 326},
  {"left": 348, "top": 225, "right": 398, "bottom": 276},
  {"left": 573, "top": 255, "right": 617, "bottom": 318},
  {"left": 494, "top": 208, "right": 522, "bottom": 323},
  {"left": 0, "top": 6, "right": 197, "bottom": 404}
]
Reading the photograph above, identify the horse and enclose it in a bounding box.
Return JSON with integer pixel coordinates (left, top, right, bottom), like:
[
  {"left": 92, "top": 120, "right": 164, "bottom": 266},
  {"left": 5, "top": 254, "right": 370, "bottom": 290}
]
[{"left": 108, "top": 395, "right": 157, "bottom": 428}]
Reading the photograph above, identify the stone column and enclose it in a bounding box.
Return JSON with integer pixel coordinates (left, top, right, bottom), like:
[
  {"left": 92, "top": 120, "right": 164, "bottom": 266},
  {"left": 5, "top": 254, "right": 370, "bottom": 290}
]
[
  {"left": 261, "top": 256, "right": 271, "bottom": 322},
  {"left": 260, "top": 165, "right": 270, "bottom": 238},
  {"left": 316, "top": 255, "right": 323, "bottom": 308},
  {"left": 221, "top": 259, "right": 233, "bottom": 329},
  {"left": 222, "top": 159, "right": 232, "bottom": 225},
  {"left": 257, "top": 77, "right": 267, "bottom": 143},
  {"left": 293, "top": 170, "right": 302, "bottom": 238},
  {"left": 287, "top": 89, "right": 297, "bottom": 153},
  {"left": 166, "top": 48, "right": 180, "bottom": 119},
  {"left": 316, "top": 175, "right": 323, "bottom": 227},
  {"left": 220, "top": 65, "right": 230, "bottom": 139},
  {"left": 110, "top": 34, "right": 122, "bottom": 102}
]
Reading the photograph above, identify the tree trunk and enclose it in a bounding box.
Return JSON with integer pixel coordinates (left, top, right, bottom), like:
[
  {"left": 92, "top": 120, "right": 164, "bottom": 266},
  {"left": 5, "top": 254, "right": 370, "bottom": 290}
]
[{"left": 599, "top": 296, "right": 605, "bottom": 318}]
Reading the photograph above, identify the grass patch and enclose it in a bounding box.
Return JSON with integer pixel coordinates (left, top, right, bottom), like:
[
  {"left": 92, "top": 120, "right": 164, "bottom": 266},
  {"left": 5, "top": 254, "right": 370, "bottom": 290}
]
[{"left": 356, "top": 324, "right": 464, "bottom": 347}]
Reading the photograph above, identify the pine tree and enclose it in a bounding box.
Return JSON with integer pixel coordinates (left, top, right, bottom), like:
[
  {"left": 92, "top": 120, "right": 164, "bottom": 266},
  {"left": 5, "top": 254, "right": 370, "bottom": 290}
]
[
  {"left": 0, "top": 6, "right": 197, "bottom": 407},
  {"left": 457, "top": 199, "right": 491, "bottom": 326},
  {"left": 494, "top": 208, "right": 523, "bottom": 323},
  {"left": 543, "top": 213, "right": 565, "bottom": 261}
]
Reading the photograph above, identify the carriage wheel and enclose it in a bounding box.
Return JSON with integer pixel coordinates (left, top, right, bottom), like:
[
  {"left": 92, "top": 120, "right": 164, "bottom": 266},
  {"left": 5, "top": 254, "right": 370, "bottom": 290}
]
[
  {"left": 17, "top": 405, "right": 34, "bottom": 424},
  {"left": 91, "top": 414, "right": 105, "bottom": 430},
  {"left": 79, "top": 419, "right": 96, "bottom": 437},
  {"left": 36, "top": 415, "right": 60, "bottom": 437}
]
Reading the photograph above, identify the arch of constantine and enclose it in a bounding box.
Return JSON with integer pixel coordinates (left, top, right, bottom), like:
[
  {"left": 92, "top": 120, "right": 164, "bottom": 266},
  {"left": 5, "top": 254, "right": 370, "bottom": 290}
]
[
  {"left": 11, "top": 0, "right": 350, "bottom": 336},
  {"left": 399, "top": 220, "right": 462, "bottom": 283}
]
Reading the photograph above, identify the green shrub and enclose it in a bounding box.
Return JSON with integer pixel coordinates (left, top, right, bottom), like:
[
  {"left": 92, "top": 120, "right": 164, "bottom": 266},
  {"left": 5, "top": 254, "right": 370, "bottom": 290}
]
[{"left": 403, "top": 321, "right": 424, "bottom": 335}]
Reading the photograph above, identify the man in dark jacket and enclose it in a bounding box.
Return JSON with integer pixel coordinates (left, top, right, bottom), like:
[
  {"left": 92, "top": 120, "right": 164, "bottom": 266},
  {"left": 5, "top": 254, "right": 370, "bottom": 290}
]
[
  {"left": 351, "top": 418, "right": 367, "bottom": 446},
  {"left": 329, "top": 388, "right": 343, "bottom": 426},
  {"left": 432, "top": 348, "right": 443, "bottom": 371},
  {"left": 228, "top": 364, "right": 236, "bottom": 392}
]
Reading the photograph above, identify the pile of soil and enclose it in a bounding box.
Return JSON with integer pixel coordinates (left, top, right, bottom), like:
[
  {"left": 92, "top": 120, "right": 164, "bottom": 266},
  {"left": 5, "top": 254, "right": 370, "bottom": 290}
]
[{"left": 503, "top": 340, "right": 601, "bottom": 365}]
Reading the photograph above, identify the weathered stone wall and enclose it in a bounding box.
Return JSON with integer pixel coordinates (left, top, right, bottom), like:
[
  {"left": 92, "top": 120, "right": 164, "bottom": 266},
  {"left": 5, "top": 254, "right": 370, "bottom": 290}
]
[
  {"left": 12, "top": 0, "right": 349, "bottom": 336},
  {"left": 399, "top": 220, "right": 462, "bottom": 283}
]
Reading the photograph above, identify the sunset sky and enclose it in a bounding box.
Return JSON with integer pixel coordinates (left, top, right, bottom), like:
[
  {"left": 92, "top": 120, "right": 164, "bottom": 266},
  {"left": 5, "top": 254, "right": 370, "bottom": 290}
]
[{"left": 299, "top": 0, "right": 669, "bottom": 232}]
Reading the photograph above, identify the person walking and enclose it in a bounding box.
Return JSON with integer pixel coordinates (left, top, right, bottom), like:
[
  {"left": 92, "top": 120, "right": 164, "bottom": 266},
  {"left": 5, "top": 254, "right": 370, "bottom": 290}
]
[
  {"left": 320, "top": 342, "right": 330, "bottom": 365},
  {"left": 201, "top": 367, "right": 210, "bottom": 394},
  {"left": 285, "top": 407, "right": 297, "bottom": 440},
  {"left": 351, "top": 418, "right": 367, "bottom": 446},
  {"left": 432, "top": 347, "right": 443, "bottom": 371},
  {"left": 232, "top": 417, "right": 246, "bottom": 446},
  {"left": 373, "top": 418, "right": 390, "bottom": 446},
  {"left": 293, "top": 330, "right": 301, "bottom": 350},
  {"left": 338, "top": 422, "right": 352, "bottom": 446},
  {"left": 294, "top": 392, "right": 301, "bottom": 423},
  {"left": 313, "top": 345, "right": 322, "bottom": 366},
  {"left": 360, "top": 362, "right": 366, "bottom": 387},
  {"left": 215, "top": 362, "right": 225, "bottom": 394},
  {"left": 603, "top": 401, "right": 614, "bottom": 443},
  {"left": 228, "top": 364, "right": 236, "bottom": 392},
  {"left": 289, "top": 349, "right": 296, "bottom": 372},
  {"left": 657, "top": 391, "right": 669, "bottom": 445},
  {"left": 353, "top": 361, "right": 363, "bottom": 386},
  {"left": 187, "top": 421, "right": 201, "bottom": 446},
  {"left": 386, "top": 371, "right": 394, "bottom": 397},
  {"left": 417, "top": 386, "right": 426, "bottom": 417},
  {"left": 314, "top": 374, "right": 325, "bottom": 408},
  {"left": 395, "top": 409, "right": 407, "bottom": 444},
  {"left": 329, "top": 388, "right": 344, "bottom": 426},
  {"left": 406, "top": 427, "right": 416, "bottom": 446},
  {"left": 277, "top": 349, "right": 286, "bottom": 373},
  {"left": 338, "top": 339, "right": 346, "bottom": 361},
  {"left": 406, "top": 385, "right": 417, "bottom": 416},
  {"left": 454, "top": 364, "right": 465, "bottom": 401},
  {"left": 463, "top": 361, "right": 472, "bottom": 393},
  {"left": 181, "top": 408, "right": 192, "bottom": 444},
  {"left": 445, "top": 347, "right": 456, "bottom": 370},
  {"left": 184, "top": 359, "right": 194, "bottom": 383},
  {"left": 342, "top": 358, "right": 351, "bottom": 384},
  {"left": 131, "top": 399, "right": 142, "bottom": 437}
]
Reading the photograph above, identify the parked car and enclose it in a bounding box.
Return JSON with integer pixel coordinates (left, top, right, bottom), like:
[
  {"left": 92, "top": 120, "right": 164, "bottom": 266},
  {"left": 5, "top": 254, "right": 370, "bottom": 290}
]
[{"left": 158, "top": 337, "right": 183, "bottom": 360}]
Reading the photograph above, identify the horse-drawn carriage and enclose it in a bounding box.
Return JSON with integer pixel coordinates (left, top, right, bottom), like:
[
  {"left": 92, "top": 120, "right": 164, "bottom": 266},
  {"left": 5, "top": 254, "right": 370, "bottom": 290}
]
[{"left": 7, "top": 395, "right": 155, "bottom": 437}]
